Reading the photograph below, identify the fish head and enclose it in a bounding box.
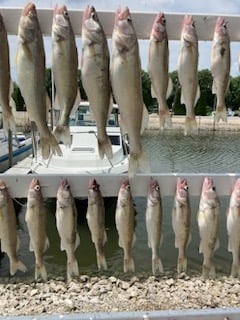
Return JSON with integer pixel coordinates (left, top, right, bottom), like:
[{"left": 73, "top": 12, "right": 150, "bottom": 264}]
[
  {"left": 118, "top": 178, "right": 131, "bottom": 207},
  {"left": 0, "top": 179, "right": 8, "bottom": 208},
  {"left": 113, "top": 6, "right": 136, "bottom": 52},
  {"left": 88, "top": 178, "right": 99, "bottom": 190},
  {"left": 18, "top": 3, "right": 39, "bottom": 43},
  {"left": 150, "top": 12, "right": 167, "bottom": 42},
  {"left": 88, "top": 178, "right": 101, "bottom": 204},
  {"left": 82, "top": 5, "right": 103, "bottom": 43},
  {"left": 202, "top": 177, "right": 218, "bottom": 207},
  {"left": 0, "top": 13, "right": 5, "bottom": 32},
  {"left": 27, "top": 178, "right": 42, "bottom": 207},
  {"left": 148, "top": 178, "right": 160, "bottom": 205},
  {"left": 232, "top": 178, "right": 240, "bottom": 205},
  {"left": 52, "top": 4, "right": 70, "bottom": 40},
  {"left": 57, "top": 179, "right": 72, "bottom": 207},
  {"left": 213, "top": 17, "right": 229, "bottom": 41},
  {"left": 176, "top": 178, "right": 189, "bottom": 205},
  {"left": 181, "top": 15, "right": 198, "bottom": 45}
]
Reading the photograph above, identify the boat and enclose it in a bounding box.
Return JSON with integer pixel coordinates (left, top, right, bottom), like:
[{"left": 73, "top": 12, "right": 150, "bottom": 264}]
[
  {"left": 6, "top": 102, "right": 130, "bottom": 175},
  {"left": 0, "top": 129, "right": 33, "bottom": 173}
]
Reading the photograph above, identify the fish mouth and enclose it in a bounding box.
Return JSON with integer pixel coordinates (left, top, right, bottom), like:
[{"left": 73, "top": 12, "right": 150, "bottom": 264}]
[
  {"left": 115, "top": 6, "right": 134, "bottom": 36},
  {"left": 54, "top": 14, "right": 69, "bottom": 28},
  {"left": 88, "top": 179, "right": 99, "bottom": 191},
  {"left": 22, "top": 3, "right": 37, "bottom": 17},
  {"left": 83, "top": 5, "right": 101, "bottom": 32}
]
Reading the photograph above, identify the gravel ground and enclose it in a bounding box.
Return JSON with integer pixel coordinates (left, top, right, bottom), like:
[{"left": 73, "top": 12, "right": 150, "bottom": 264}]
[{"left": 0, "top": 270, "right": 240, "bottom": 316}]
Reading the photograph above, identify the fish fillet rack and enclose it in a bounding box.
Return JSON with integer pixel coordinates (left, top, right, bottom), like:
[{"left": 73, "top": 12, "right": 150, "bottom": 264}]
[
  {"left": 1, "top": 7, "right": 240, "bottom": 40},
  {"left": 1, "top": 7, "right": 240, "bottom": 198}
]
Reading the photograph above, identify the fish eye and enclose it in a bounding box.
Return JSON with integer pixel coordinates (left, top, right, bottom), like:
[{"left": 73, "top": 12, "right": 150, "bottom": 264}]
[
  {"left": 212, "top": 186, "right": 216, "bottom": 191},
  {"left": 91, "top": 12, "right": 96, "bottom": 20},
  {"left": 126, "top": 184, "right": 131, "bottom": 190},
  {"left": 162, "top": 18, "right": 166, "bottom": 24},
  {"left": 127, "top": 17, "right": 132, "bottom": 23},
  {"left": 64, "top": 11, "right": 69, "bottom": 18},
  {"left": 93, "top": 185, "right": 99, "bottom": 191},
  {"left": 66, "top": 184, "right": 70, "bottom": 190},
  {"left": 34, "top": 185, "right": 40, "bottom": 191},
  {"left": 29, "top": 11, "right": 35, "bottom": 18},
  {"left": 155, "top": 186, "right": 160, "bottom": 191},
  {"left": 184, "top": 185, "right": 188, "bottom": 191}
]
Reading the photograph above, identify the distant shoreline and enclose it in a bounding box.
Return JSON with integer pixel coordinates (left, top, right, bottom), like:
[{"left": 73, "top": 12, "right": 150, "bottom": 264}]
[{"left": 148, "top": 114, "right": 240, "bottom": 131}]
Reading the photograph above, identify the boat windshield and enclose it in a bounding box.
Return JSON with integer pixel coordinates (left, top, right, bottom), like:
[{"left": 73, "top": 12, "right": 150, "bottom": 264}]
[{"left": 69, "top": 104, "right": 119, "bottom": 127}]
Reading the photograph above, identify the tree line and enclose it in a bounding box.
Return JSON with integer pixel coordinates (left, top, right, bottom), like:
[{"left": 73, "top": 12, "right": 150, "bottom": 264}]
[{"left": 12, "top": 68, "right": 240, "bottom": 116}]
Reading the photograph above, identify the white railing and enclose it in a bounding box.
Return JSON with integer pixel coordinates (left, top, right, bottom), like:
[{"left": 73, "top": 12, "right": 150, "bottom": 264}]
[
  {"left": 0, "top": 173, "right": 238, "bottom": 198},
  {"left": 0, "top": 7, "right": 240, "bottom": 41}
]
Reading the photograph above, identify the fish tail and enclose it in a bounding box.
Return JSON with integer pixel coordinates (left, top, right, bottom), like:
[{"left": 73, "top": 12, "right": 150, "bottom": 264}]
[
  {"left": 215, "top": 107, "right": 227, "bottom": 123},
  {"left": 230, "top": 264, "right": 240, "bottom": 278},
  {"left": 97, "top": 253, "right": 108, "bottom": 270},
  {"left": 53, "top": 125, "right": 71, "bottom": 147},
  {"left": 177, "top": 256, "right": 187, "bottom": 273},
  {"left": 202, "top": 264, "right": 216, "bottom": 280},
  {"left": 2, "top": 110, "right": 16, "bottom": 132},
  {"left": 35, "top": 263, "right": 48, "bottom": 282},
  {"left": 152, "top": 257, "right": 164, "bottom": 276},
  {"left": 184, "top": 117, "right": 198, "bottom": 136},
  {"left": 67, "top": 258, "right": 79, "bottom": 281},
  {"left": 159, "top": 109, "right": 172, "bottom": 129},
  {"left": 128, "top": 150, "right": 150, "bottom": 178},
  {"left": 123, "top": 257, "right": 135, "bottom": 273},
  {"left": 40, "top": 133, "right": 62, "bottom": 160},
  {"left": 98, "top": 136, "right": 113, "bottom": 160},
  {"left": 10, "top": 259, "right": 27, "bottom": 276}
]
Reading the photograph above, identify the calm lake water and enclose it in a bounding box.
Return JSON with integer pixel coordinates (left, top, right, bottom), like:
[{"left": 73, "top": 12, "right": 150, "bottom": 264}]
[{"left": 1, "top": 129, "right": 240, "bottom": 279}]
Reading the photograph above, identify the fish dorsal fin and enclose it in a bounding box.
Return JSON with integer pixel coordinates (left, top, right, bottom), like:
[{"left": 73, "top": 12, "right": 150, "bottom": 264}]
[
  {"left": 151, "top": 85, "right": 157, "bottom": 99},
  {"left": 75, "top": 232, "right": 80, "bottom": 250},
  {"left": 212, "top": 80, "right": 217, "bottom": 94},
  {"left": 194, "top": 85, "right": 200, "bottom": 106},
  {"left": 44, "top": 237, "right": 50, "bottom": 252},
  {"left": 103, "top": 230, "right": 107, "bottom": 245},
  {"left": 166, "top": 76, "right": 173, "bottom": 99}
]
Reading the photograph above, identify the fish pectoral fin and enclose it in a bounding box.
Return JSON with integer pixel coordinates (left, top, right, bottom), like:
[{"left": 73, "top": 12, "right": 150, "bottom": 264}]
[
  {"left": 132, "top": 232, "right": 136, "bottom": 247},
  {"left": 29, "top": 241, "right": 34, "bottom": 252},
  {"left": 147, "top": 237, "right": 151, "bottom": 248},
  {"left": 128, "top": 150, "right": 151, "bottom": 178},
  {"left": 160, "top": 234, "right": 163, "bottom": 247},
  {"left": 16, "top": 236, "right": 20, "bottom": 252},
  {"left": 118, "top": 238, "right": 123, "bottom": 248},
  {"left": 22, "top": 43, "right": 33, "bottom": 61}
]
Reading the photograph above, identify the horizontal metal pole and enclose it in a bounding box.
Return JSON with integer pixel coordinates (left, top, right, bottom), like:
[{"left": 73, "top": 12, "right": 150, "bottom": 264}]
[
  {"left": 0, "top": 308, "right": 240, "bottom": 320},
  {"left": 0, "top": 7, "right": 240, "bottom": 41},
  {"left": 0, "top": 173, "right": 238, "bottom": 198}
]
